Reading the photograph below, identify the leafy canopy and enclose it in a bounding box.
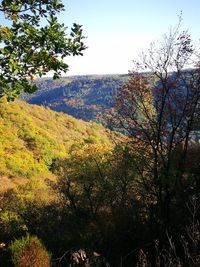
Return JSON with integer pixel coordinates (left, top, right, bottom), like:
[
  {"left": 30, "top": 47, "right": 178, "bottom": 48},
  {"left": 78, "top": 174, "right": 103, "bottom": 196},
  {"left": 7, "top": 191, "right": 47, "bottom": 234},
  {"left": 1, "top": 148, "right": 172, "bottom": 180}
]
[{"left": 0, "top": 0, "right": 86, "bottom": 100}]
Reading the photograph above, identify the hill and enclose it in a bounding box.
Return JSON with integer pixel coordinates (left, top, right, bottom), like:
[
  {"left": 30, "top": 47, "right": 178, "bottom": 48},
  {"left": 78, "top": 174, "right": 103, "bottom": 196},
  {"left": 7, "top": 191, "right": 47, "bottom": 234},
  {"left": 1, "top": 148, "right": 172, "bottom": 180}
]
[
  {"left": 23, "top": 74, "right": 129, "bottom": 121},
  {"left": 0, "top": 98, "right": 116, "bottom": 192}
]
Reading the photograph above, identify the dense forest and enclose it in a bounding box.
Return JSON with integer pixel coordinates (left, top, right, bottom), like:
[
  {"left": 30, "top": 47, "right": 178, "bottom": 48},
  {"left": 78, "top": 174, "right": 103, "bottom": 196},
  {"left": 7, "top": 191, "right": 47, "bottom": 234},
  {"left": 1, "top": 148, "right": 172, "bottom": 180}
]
[
  {"left": 1, "top": 0, "right": 200, "bottom": 266},
  {"left": 1, "top": 70, "right": 200, "bottom": 266},
  {"left": 23, "top": 75, "right": 128, "bottom": 122},
  {"left": 0, "top": 98, "right": 127, "bottom": 266},
  {"left": 0, "top": 97, "right": 115, "bottom": 184},
  {"left": 1, "top": 81, "right": 200, "bottom": 266}
]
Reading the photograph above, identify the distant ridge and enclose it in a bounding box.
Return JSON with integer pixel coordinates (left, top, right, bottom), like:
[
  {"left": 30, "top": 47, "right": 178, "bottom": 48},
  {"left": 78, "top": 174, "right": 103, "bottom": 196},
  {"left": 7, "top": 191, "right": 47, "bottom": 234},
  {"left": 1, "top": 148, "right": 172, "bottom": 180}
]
[{"left": 23, "top": 74, "right": 129, "bottom": 121}]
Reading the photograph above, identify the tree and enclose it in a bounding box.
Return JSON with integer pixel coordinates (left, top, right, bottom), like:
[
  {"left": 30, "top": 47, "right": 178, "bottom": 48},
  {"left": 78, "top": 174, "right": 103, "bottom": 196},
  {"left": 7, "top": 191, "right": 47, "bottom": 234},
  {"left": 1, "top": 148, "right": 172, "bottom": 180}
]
[
  {"left": 110, "top": 24, "right": 200, "bottom": 230},
  {"left": 0, "top": 0, "right": 86, "bottom": 100}
]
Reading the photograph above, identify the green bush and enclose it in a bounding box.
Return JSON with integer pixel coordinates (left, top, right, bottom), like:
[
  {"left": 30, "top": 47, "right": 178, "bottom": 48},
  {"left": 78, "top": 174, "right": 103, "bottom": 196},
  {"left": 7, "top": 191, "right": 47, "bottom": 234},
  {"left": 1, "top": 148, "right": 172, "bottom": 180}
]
[{"left": 9, "top": 235, "right": 51, "bottom": 267}]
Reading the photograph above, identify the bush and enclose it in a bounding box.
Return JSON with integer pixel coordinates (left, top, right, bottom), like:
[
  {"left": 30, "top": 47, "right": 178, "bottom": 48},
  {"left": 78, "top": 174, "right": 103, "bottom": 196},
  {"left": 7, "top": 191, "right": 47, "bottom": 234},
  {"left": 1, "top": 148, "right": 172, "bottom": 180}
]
[{"left": 9, "top": 235, "right": 51, "bottom": 267}]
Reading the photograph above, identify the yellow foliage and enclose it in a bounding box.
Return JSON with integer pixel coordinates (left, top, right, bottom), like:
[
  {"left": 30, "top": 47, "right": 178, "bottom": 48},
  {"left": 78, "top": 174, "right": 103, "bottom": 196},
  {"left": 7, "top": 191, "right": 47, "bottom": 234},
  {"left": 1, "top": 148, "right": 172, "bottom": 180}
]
[
  {"left": 0, "top": 26, "right": 12, "bottom": 38},
  {"left": 0, "top": 99, "right": 114, "bottom": 194}
]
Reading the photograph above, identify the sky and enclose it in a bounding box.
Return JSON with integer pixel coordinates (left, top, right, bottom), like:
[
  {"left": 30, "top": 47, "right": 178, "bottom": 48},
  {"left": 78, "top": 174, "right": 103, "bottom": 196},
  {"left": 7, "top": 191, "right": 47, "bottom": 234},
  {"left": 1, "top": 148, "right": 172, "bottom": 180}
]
[{"left": 59, "top": 0, "right": 200, "bottom": 76}]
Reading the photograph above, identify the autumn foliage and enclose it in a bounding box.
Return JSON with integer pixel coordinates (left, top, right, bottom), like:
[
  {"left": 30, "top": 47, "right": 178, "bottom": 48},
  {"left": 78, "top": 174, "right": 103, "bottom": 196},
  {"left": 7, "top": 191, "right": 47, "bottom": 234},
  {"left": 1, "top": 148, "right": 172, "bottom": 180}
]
[{"left": 1, "top": 22, "right": 200, "bottom": 267}]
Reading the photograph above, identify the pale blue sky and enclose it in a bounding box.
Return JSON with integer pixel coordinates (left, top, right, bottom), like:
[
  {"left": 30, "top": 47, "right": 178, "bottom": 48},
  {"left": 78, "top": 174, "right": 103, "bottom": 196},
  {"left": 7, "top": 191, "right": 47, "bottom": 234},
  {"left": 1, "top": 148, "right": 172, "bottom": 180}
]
[{"left": 60, "top": 0, "right": 199, "bottom": 76}]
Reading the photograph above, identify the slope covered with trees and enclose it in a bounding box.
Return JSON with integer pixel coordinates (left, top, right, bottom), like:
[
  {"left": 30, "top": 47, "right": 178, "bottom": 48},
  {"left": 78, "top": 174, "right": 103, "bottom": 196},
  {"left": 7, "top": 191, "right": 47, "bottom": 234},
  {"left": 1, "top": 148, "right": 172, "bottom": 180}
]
[
  {"left": 23, "top": 74, "right": 128, "bottom": 121},
  {"left": 0, "top": 97, "right": 114, "bottom": 192}
]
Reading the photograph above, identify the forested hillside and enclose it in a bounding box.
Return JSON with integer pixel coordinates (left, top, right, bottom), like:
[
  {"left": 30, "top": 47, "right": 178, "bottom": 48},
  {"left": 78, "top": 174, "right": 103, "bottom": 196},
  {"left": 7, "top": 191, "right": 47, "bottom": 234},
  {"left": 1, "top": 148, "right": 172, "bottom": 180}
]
[
  {"left": 23, "top": 75, "right": 128, "bottom": 121},
  {"left": 0, "top": 97, "right": 115, "bottom": 192},
  {"left": 0, "top": 98, "right": 138, "bottom": 267}
]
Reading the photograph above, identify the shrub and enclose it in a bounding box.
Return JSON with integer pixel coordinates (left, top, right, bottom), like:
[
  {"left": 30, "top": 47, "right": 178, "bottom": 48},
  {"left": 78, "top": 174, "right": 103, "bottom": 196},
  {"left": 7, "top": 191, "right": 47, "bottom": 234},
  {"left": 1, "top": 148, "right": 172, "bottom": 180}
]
[{"left": 9, "top": 235, "right": 51, "bottom": 267}]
